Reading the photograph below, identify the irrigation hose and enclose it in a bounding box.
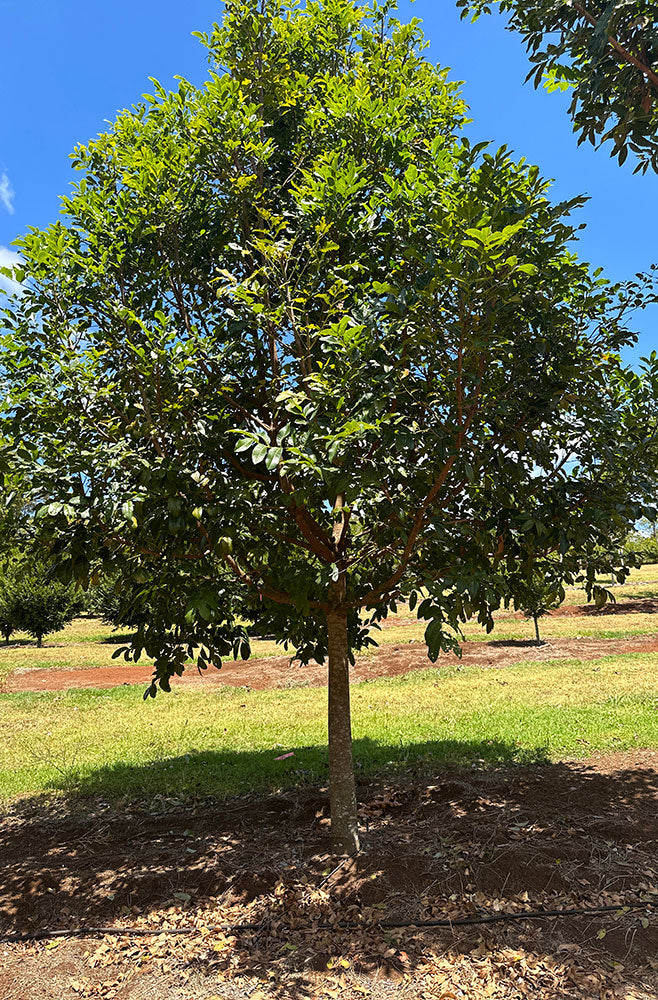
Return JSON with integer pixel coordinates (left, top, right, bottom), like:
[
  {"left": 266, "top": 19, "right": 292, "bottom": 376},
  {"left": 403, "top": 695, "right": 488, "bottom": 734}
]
[{"left": 1, "top": 901, "right": 653, "bottom": 943}]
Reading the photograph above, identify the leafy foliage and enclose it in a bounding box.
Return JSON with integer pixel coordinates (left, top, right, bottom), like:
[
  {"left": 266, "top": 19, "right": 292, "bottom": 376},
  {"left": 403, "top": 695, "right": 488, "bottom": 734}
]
[
  {"left": 459, "top": 0, "right": 658, "bottom": 172},
  {"left": 1, "top": 0, "right": 658, "bottom": 846},
  {"left": 8, "top": 562, "right": 80, "bottom": 647},
  {"left": 1, "top": 0, "right": 656, "bottom": 674}
]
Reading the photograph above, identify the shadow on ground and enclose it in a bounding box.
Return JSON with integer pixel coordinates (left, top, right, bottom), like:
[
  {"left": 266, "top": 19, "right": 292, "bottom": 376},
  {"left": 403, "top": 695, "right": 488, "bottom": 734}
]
[
  {"left": 13, "top": 736, "right": 549, "bottom": 803},
  {"left": 577, "top": 597, "right": 658, "bottom": 615},
  {"left": 99, "top": 632, "right": 137, "bottom": 645},
  {"left": 488, "top": 639, "right": 545, "bottom": 648},
  {"left": 1, "top": 741, "right": 658, "bottom": 998}
]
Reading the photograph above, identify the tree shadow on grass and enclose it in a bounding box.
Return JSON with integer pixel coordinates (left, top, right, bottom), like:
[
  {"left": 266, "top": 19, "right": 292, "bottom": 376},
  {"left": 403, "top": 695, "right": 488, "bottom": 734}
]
[
  {"left": 99, "top": 632, "right": 138, "bottom": 645},
  {"left": 41, "top": 736, "right": 550, "bottom": 803},
  {"left": 1, "top": 740, "right": 658, "bottom": 997},
  {"left": 488, "top": 639, "right": 546, "bottom": 648},
  {"left": 578, "top": 597, "right": 658, "bottom": 616}
]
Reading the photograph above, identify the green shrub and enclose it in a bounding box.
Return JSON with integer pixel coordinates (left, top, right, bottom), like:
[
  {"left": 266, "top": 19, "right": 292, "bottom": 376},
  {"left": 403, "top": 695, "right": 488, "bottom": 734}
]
[
  {"left": 89, "top": 574, "right": 152, "bottom": 629},
  {"left": 9, "top": 564, "right": 80, "bottom": 647},
  {"left": 512, "top": 573, "right": 562, "bottom": 645}
]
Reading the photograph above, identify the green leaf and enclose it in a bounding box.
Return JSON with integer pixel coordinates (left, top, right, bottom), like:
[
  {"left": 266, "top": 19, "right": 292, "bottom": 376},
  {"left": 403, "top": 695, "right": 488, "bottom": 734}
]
[
  {"left": 265, "top": 447, "right": 283, "bottom": 470},
  {"left": 252, "top": 442, "right": 268, "bottom": 464}
]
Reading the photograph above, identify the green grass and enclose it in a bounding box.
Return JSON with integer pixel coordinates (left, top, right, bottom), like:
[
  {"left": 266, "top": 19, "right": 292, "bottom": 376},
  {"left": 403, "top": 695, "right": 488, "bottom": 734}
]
[
  {"left": 376, "top": 610, "right": 658, "bottom": 647},
  {"left": 2, "top": 652, "right": 658, "bottom": 804}
]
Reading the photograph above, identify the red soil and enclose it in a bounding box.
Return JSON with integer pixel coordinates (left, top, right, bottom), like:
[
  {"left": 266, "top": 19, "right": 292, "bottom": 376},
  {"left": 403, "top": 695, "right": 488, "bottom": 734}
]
[{"left": 6, "top": 632, "right": 658, "bottom": 694}]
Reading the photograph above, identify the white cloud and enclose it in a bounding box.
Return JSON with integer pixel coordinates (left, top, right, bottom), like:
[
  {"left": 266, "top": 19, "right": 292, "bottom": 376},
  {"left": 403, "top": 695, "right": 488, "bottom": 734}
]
[
  {"left": 0, "top": 173, "right": 14, "bottom": 215},
  {"left": 0, "top": 246, "right": 23, "bottom": 297}
]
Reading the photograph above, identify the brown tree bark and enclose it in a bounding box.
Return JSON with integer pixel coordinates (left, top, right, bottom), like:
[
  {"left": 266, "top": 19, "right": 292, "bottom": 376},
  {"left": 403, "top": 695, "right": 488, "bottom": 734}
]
[{"left": 326, "top": 606, "right": 360, "bottom": 855}]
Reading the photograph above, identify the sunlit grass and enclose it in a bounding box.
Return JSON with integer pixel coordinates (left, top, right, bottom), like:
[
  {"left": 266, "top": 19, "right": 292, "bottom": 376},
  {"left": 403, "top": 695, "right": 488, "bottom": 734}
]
[
  {"left": 2, "top": 651, "right": 658, "bottom": 803},
  {"left": 375, "top": 609, "right": 658, "bottom": 648}
]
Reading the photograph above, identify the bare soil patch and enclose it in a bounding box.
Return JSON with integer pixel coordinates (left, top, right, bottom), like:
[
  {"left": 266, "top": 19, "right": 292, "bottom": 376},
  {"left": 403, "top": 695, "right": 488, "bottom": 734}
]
[
  {"left": 553, "top": 598, "right": 658, "bottom": 617},
  {"left": 6, "top": 633, "right": 658, "bottom": 694},
  {"left": 1, "top": 751, "right": 658, "bottom": 998}
]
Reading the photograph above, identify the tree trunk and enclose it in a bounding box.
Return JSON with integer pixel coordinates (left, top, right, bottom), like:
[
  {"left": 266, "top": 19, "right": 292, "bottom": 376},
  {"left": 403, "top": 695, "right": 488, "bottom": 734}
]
[
  {"left": 37, "top": 635, "right": 43, "bottom": 648},
  {"left": 326, "top": 608, "right": 360, "bottom": 855},
  {"left": 533, "top": 614, "right": 541, "bottom": 645}
]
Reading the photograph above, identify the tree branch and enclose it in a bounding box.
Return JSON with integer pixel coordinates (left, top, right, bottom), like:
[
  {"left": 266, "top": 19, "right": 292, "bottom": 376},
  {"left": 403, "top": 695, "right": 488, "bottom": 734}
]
[
  {"left": 355, "top": 456, "right": 458, "bottom": 608},
  {"left": 219, "top": 446, "right": 275, "bottom": 483},
  {"left": 572, "top": 1, "right": 658, "bottom": 91}
]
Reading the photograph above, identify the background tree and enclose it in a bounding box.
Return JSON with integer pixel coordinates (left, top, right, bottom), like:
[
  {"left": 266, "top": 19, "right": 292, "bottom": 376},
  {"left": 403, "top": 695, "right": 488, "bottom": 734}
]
[
  {"left": 511, "top": 571, "right": 562, "bottom": 644},
  {"left": 624, "top": 518, "right": 658, "bottom": 563},
  {"left": 89, "top": 573, "right": 154, "bottom": 630},
  {"left": 2, "top": 0, "right": 657, "bottom": 852},
  {"left": 8, "top": 563, "right": 79, "bottom": 647},
  {"left": 0, "top": 560, "right": 18, "bottom": 644},
  {"left": 459, "top": 0, "right": 658, "bottom": 172},
  {"left": 9, "top": 564, "right": 80, "bottom": 648},
  {"left": 0, "top": 481, "right": 36, "bottom": 643}
]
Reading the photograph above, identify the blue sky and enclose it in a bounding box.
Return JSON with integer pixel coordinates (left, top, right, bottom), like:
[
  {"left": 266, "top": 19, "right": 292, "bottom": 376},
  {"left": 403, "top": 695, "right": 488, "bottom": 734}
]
[{"left": 0, "top": 0, "right": 655, "bottom": 363}]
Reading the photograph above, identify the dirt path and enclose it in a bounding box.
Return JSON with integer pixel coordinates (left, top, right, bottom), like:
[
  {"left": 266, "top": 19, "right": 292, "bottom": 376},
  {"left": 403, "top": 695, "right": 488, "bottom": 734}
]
[
  {"left": 2, "top": 750, "right": 658, "bottom": 998},
  {"left": 6, "top": 632, "right": 658, "bottom": 693}
]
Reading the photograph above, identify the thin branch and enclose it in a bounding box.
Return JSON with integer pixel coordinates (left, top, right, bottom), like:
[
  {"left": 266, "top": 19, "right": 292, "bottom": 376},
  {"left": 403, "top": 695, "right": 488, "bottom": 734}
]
[
  {"left": 355, "top": 456, "right": 458, "bottom": 608},
  {"left": 572, "top": 1, "right": 658, "bottom": 90},
  {"left": 219, "top": 446, "right": 275, "bottom": 483},
  {"left": 219, "top": 392, "right": 273, "bottom": 434}
]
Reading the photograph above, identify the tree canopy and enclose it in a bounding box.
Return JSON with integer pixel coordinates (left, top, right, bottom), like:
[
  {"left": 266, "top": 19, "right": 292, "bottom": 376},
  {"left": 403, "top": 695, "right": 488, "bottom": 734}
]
[
  {"left": 459, "top": 0, "right": 658, "bottom": 172},
  {"left": 2, "top": 0, "right": 657, "bottom": 850},
  {"left": 4, "top": 561, "right": 79, "bottom": 647}
]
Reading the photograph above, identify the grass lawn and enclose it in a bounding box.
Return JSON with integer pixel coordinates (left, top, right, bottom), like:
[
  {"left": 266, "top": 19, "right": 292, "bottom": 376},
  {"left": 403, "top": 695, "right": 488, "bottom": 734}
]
[
  {"left": 378, "top": 610, "right": 658, "bottom": 646},
  {"left": 563, "top": 583, "right": 658, "bottom": 604},
  {"left": 2, "top": 651, "right": 658, "bottom": 804}
]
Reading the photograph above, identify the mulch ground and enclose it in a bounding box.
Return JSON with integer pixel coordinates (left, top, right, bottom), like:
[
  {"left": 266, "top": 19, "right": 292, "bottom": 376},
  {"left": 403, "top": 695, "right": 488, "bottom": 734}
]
[
  {"left": 2, "top": 750, "right": 658, "bottom": 998},
  {"left": 552, "top": 599, "right": 658, "bottom": 617}
]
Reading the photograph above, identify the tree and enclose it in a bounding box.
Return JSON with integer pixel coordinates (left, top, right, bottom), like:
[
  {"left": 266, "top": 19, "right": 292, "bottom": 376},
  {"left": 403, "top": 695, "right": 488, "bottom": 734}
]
[
  {"left": 2, "top": 0, "right": 657, "bottom": 852},
  {"left": 8, "top": 563, "right": 79, "bottom": 647},
  {"left": 0, "top": 485, "right": 37, "bottom": 644},
  {"left": 458, "top": 0, "right": 658, "bottom": 172},
  {"left": 90, "top": 573, "right": 154, "bottom": 630},
  {"left": 625, "top": 519, "right": 658, "bottom": 563},
  {"left": 0, "top": 563, "right": 17, "bottom": 644},
  {"left": 512, "top": 571, "right": 561, "bottom": 644}
]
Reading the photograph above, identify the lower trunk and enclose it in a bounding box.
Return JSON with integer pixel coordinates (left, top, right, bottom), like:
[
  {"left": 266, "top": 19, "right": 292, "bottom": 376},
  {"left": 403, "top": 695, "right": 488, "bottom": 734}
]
[
  {"left": 37, "top": 635, "right": 43, "bottom": 648},
  {"left": 533, "top": 614, "right": 541, "bottom": 645},
  {"left": 326, "top": 608, "right": 360, "bottom": 855}
]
